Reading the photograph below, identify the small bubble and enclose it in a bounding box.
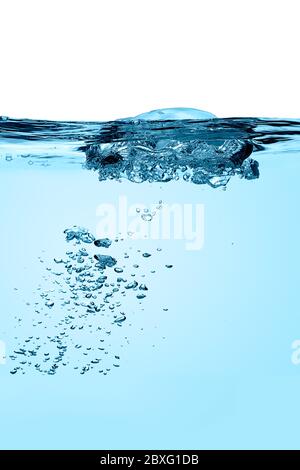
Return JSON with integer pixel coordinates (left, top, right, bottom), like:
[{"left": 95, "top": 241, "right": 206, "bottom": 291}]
[
  {"left": 114, "top": 315, "right": 126, "bottom": 324},
  {"left": 137, "top": 293, "right": 146, "bottom": 300},
  {"left": 139, "top": 284, "right": 148, "bottom": 291},
  {"left": 125, "top": 281, "right": 138, "bottom": 289},
  {"left": 94, "top": 254, "right": 117, "bottom": 269},
  {"left": 141, "top": 214, "right": 152, "bottom": 222},
  {"left": 114, "top": 267, "right": 123, "bottom": 273},
  {"left": 64, "top": 226, "right": 95, "bottom": 244},
  {"left": 94, "top": 238, "right": 112, "bottom": 248}
]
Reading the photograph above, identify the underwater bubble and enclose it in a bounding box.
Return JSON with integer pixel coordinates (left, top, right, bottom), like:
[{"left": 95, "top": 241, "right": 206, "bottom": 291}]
[
  {"left": 114, "top": 267, "right": 123, "bottom": 274},
  {"left": 94, "top": 238, "right": 112, "bottom": 248},
  {"left": 137, "top": 293, "right": 146, "bottom": 300},
  {"left": 141, "top": 214, "right": 153, "bottom": 222},
  {"left": 142, "top": 253, "right": 151, "bottom": 258},
  {"left": 125, "top": 281, "right": 138, "bottom": 289},
  {"left": 114, "top": 315, "right": 126, "bottom": 324},
  {"left": 64, "top": 226, "right": 95, "bottom": 244},
  {"left": 94, "top": 254, "right": 117, "bottom": 269}
]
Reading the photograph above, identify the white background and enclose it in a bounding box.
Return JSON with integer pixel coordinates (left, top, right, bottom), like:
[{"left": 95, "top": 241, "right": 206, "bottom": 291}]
[{"left": 0, "top": 0, "right": 299, "bottom": 121}]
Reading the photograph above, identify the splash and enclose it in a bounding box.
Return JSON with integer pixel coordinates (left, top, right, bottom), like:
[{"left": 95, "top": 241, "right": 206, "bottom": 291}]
[{"left": 1, "top": 108, "right": 300, "bottom": 187}]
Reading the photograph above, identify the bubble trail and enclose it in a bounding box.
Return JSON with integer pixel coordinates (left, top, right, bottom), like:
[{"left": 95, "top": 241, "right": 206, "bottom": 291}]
[{"left": 10, "top": 226, "right": 172, "bottom": 376}]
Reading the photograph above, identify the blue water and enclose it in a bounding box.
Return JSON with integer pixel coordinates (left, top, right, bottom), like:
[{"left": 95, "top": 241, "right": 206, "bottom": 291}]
[{"left": 1, "top": 109, "right": 300, "bottom": 449}]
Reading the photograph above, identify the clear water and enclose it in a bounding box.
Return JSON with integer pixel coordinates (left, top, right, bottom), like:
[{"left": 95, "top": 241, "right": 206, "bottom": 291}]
[{"left": 1, "top": 109, "right": 300, "bottom": 449}]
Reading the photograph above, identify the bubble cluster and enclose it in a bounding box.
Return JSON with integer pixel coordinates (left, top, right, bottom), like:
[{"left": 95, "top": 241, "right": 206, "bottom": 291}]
[
  {"left": 85, "top": 139, "right": 258, "bottom": 187},
  {"left": 10, "top": 226, "right": 172, "bottom": 376}
]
